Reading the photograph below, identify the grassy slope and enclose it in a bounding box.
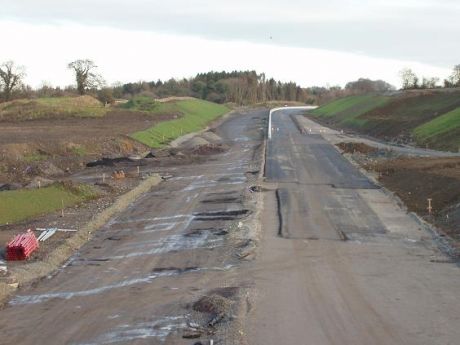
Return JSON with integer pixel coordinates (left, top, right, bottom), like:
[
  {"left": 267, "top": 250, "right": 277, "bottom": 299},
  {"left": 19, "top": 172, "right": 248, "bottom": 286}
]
[
  {"left": 0, "top": 96, "right": 107, "bottom": 121},
  {"left": 130, "top": 98, "right": 229, "bottom": 147},
  {"left": 0, "top": 183, "right": 97, "bottom": 225},
  {"left": 414, "top": 107, "right": 460, "bottom": 151},
  {"left": 310, "top": 90, "right": 460, "bottom": 151},
  {"left": 310, "top": 95, "right": 390, "bottom": 127},
  {"left": 360, "top": 91, "right": 460, "bottom": 138}
]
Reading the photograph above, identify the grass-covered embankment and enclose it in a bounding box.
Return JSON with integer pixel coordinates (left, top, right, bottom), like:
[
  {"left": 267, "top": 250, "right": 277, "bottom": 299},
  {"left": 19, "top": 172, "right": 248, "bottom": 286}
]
[
  {"left": 0, "top": 183, "right": 98, "bottom": 225},
  {"left": 309, "top": 90, "right": 460, "bottom": 151},
  {"left": 129, "top": 98, "right": 229, "bottom": 147},
  {"left": 413, "top": 107, "right": 460, "bottom": 151},
  {"left": 310, "top": 95, "right": 390, "bottom": 128},
  {"left": 0, "top": 96, "right": 107, "bottom": 121}
]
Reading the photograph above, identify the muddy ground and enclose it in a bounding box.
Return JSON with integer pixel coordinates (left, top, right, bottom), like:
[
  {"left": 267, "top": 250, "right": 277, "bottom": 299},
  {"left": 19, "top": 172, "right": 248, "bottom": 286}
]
[
  {"left": 0, "top": 110, "right": 176, "bottom": 184},
  {"left": 0, "top": 109, "right": 267, "bottom": 345},
  {"left": 336, "top": 141, "right": 460, "bottom": 251}
]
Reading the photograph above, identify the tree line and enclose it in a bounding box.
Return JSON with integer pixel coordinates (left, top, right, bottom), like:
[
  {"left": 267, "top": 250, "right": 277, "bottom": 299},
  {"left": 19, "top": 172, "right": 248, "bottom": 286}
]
[
  {"left": 5, "top": 58, "right": 458, "bottom": 105},
  {"left": 399, "top": 65, "right": 460, "bottom": 90}
]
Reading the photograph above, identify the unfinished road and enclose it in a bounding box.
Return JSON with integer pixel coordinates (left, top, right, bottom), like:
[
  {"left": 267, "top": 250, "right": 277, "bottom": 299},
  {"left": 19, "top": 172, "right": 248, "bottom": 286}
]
[
  {"left": 0, "top": 110, "right": 267, "bottom": 344},
  {"left": 1, "top": 108, "right": 459, "bottom": 345},
  {"left": 247, "top": 109, "right": 460, "bottom": 345}
]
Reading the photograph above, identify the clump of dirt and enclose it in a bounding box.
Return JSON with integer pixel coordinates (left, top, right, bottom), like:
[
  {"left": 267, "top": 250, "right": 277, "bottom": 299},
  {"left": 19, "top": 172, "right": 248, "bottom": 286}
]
[
  {"left": 337, "top": 142, "right": 378, "bottom": 154},
  {"left": 193, "top": 295, "right": 234, "bottom": 315},
  {"left": 190, "top": 287, "right": 240, "bottom": 330},
  {"left": 192, "top": 144, "right": 228, "bottom": 155}
]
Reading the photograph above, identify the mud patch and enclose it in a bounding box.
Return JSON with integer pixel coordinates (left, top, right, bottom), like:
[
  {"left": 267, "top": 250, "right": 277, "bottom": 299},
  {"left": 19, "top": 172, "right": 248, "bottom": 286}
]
[
  {"left": 190, "top": 286, "right": 240, "bottom": 329},
  {"left": 200, "top": 197, "right": 242, "bottom": 204},
  {"left": 192, "top": 144, "right": 228, "bottom": 155},
  {"left": 184, "top": 228, "right": 228, "bottom": 237},
  {"left": 337, "top": 142, "right": 378, "bottom": 154},
  {"left": 86, "top": 157, "right": 140, "bottom": 168},
  {"left": 193, "top": 209, "right": 251, "bottom": 221},
  {"left": 152, "top": 266, "right": 199, "bottom": 274},
  {"left": 249, "top": 185, "right": 269, "bottom": 193}
]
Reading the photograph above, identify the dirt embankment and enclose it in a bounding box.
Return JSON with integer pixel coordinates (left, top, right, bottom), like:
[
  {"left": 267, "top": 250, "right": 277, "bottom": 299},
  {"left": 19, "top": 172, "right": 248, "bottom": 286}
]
[
  {"left": 336, "top": 142, "right": 378, "bottom": 155},
  {"left": 0, "top": 110, "right": 175, "bottom": 185},
  {"left": 339, "top": 142, "right": 460, "bottom": 248},
  {"left": 371, "top": 157, "right": 460, "bottom": 244}
]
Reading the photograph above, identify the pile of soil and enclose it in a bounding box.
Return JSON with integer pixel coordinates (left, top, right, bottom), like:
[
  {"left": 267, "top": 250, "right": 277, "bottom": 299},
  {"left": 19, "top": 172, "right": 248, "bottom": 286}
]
[
  {"left": 337, "top": 142, "right": 378, "bottom": 154},
  {"left": 192, "top": 144, "right": 228, "bottom": 155}
]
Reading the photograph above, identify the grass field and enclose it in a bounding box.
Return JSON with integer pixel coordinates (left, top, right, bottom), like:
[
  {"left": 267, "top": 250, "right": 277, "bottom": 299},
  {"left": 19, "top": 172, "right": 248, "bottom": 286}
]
[
  {"left": 0, "top": 183, "right": 98, "bottom": 225},
  {"left": 0, "top": 96, "right": 107, "bottom": 121},
  {"left": 130, "top": 98, "right": 229, "bottom": 147}
]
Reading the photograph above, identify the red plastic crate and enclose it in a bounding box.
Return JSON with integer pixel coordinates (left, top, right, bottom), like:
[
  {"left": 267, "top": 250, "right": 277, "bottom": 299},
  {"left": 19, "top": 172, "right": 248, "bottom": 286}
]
[{"left": 6, "top": 229, "right": 39, "bottom": 261}]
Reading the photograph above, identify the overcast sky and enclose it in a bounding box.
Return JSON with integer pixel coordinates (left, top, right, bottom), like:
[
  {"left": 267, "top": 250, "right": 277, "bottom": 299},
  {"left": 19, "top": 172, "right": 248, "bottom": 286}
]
[{"left": 1, "top": 0, "right": 458, "bottom": 88}]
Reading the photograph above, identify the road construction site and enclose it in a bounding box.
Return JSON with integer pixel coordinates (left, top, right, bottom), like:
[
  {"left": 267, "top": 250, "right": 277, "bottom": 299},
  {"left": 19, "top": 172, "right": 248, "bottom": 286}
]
[{"left": 0, "top": 108, "right": 459, "bottom": 345}]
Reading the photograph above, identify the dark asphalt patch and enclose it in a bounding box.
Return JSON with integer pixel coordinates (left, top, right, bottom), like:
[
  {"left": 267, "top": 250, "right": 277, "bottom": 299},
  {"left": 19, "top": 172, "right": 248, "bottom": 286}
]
[
  {"left": 200, "top": 197, "right": 242, "bottom": 204},
  {"left": 193, "top": 209, "right": 251, "bottom": 221}
]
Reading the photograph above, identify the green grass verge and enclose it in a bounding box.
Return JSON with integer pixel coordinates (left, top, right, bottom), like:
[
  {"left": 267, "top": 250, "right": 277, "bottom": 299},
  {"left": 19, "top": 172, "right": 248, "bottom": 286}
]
[
  {"left": 130, "top": 99, "right": 229, "bottom": 148},
  {"left": 0, "top": 96, "right": 107, "bottom": 121},
  {"left": 413, "top": 107, "right": 460, "bottom": 151},
  {"left": 0, "top": 183, "right": 98, "bottom": 225}
]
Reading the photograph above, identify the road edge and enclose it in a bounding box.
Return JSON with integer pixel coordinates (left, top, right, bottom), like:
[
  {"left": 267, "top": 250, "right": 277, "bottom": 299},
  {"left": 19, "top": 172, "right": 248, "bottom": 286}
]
[{"left": 1, "top": 174, "right": 162, "bottom": 304}]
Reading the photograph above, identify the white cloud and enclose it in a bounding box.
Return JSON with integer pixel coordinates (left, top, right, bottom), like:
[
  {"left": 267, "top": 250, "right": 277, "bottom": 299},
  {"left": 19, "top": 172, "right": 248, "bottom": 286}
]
[
  {"left": 0, "top": 21, "right": 451, "bottom": 88},
  {"left": 2, "top": 1, "right": 459, "bottom": 67}
]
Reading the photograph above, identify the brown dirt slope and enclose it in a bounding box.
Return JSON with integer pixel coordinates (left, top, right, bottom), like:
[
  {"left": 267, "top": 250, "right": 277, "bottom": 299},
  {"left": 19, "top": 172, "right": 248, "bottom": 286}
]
[
  {"left": 372, "top": 157, "right": 460, "bottom": 242},
  {"left": 360, "top": 90, "right": 460, "bottom": 138}
]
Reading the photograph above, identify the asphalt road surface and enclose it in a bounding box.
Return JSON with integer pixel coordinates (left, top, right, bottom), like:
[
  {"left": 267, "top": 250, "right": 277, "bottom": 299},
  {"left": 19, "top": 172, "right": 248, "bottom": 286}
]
[
  {"left": 1, "top": 109, "right": 459, "bottom": 345},
  {"left": 0, "top": 110, "right": 267, "bottom": 345},
  {"left": 246, "top": 109, "right": 460, "bottom": 345}
]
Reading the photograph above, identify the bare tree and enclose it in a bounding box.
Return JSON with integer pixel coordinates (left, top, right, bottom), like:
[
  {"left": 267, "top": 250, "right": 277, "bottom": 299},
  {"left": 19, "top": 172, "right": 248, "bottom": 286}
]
[
  {"left": 450, "top": 64, "right": 460, "bottom": 87},
  {"left": 67, "top": 59, "right": 104, "bottom": 95},
  {"left": 421, "top": 77, "right": 440, "bottom": 89},
  {"left": 399, "top": 68, "right": 418, "bottom": 89},
  {"left": 0, "top": 60, "right": 26, "bottom": 101}
]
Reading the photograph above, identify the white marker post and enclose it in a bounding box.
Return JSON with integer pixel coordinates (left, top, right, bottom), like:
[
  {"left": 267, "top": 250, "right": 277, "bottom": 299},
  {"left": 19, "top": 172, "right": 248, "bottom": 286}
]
[{"left": 427, "top": 198, "right": 433, "bottom": 215}]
